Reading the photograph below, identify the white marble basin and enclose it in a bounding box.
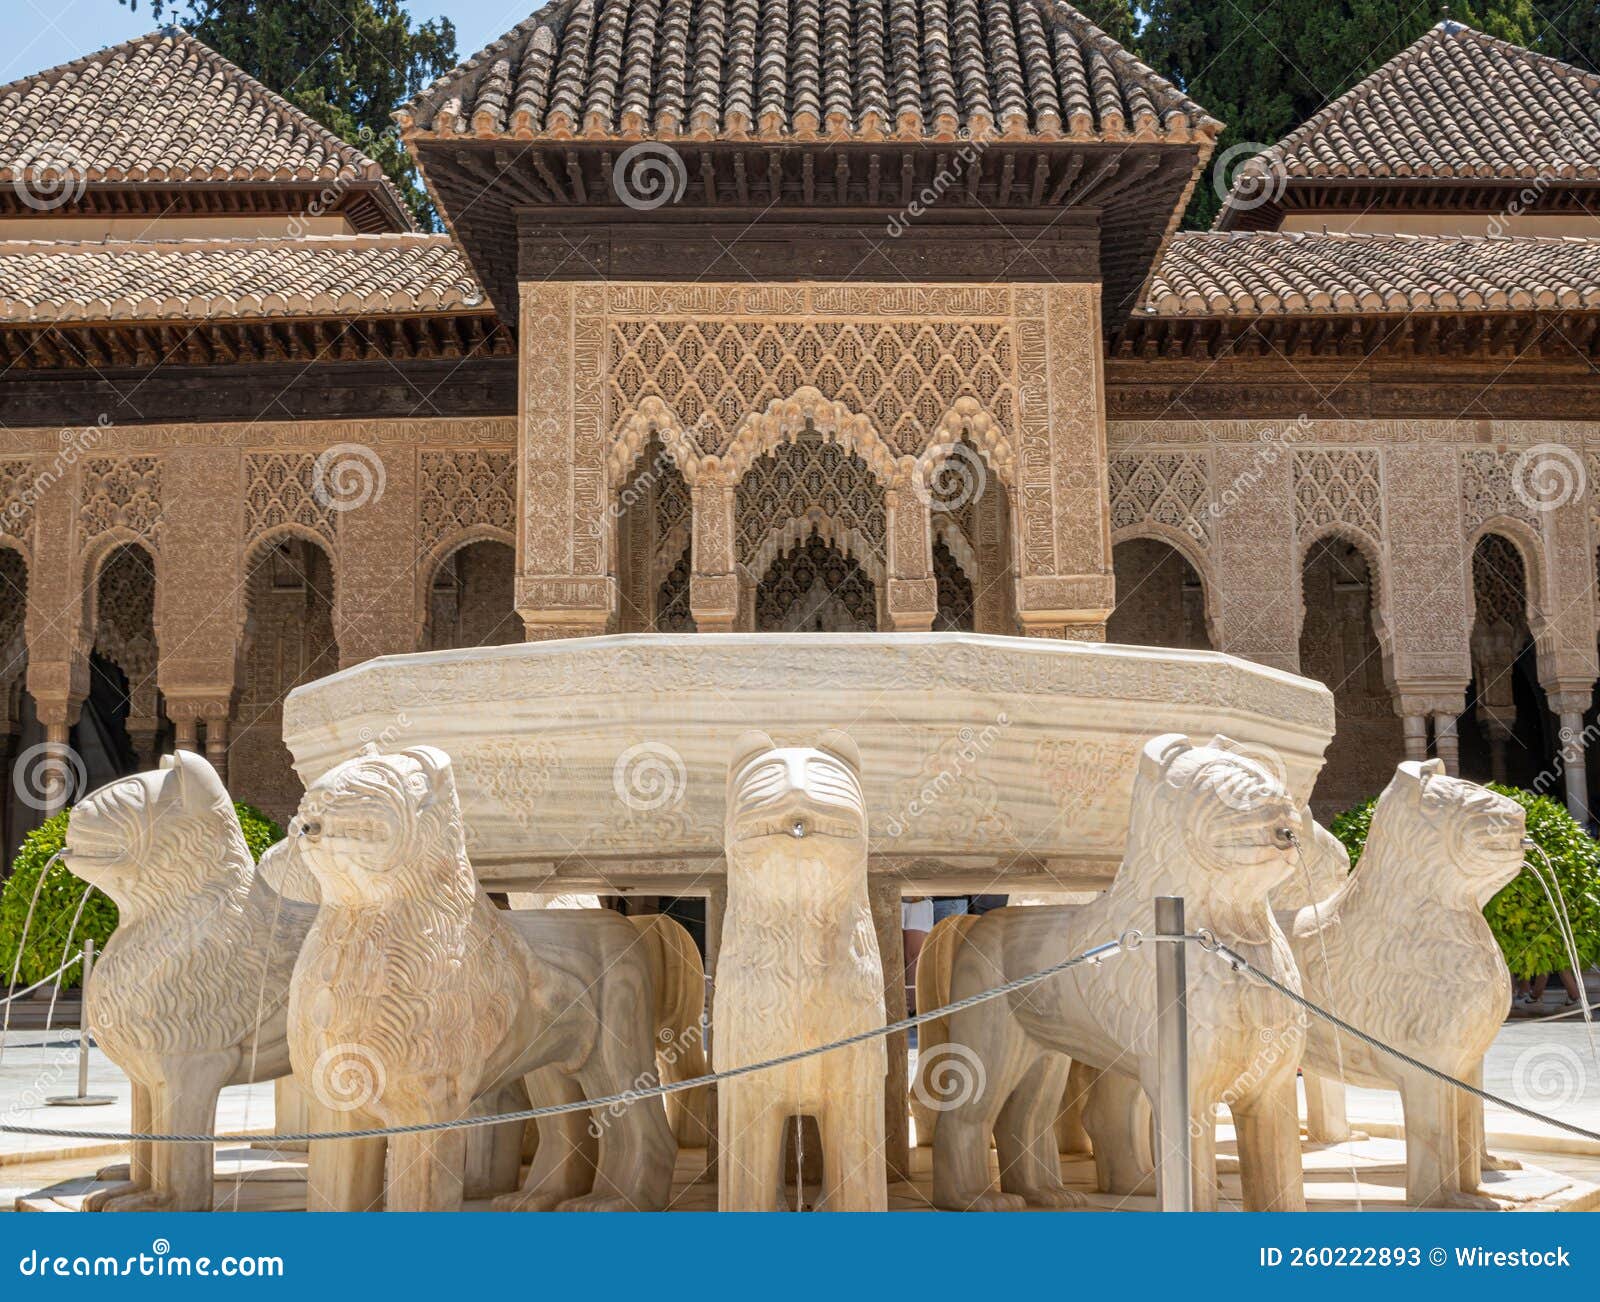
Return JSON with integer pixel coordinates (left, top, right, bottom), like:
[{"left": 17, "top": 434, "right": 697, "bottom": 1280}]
[{"left": 281, "top": 633, "right": 1334, "bottom": 889}]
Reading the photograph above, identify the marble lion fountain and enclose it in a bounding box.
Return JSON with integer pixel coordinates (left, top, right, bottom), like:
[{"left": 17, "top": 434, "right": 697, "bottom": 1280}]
[{"left": 14, "top": 632, "right": 1596, "bottom": 1212}]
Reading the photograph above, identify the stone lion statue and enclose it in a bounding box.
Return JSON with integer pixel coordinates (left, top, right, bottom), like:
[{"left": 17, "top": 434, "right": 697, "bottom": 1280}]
[
  {"left": 932, "top": 733, "right": 1307, "bottom": 1212},
  {"left": 287, "top": 744, "right": 676, "bottom": 1212},
  {"left": 1286, "top": 759, "right": 1524, "bottom": 1208},
  {"left": 908, "top": 911, "right": 982, "bottom": 1147},
  {"left": 911, "top": 911, "right": 1094, "bottom": 1157},
  {"left": 714, "top": 729, "right": 886, "bottom": 1211},
  {"left": 62, "top": 750, "right": 315, "bottom": 1212},
  {"left": 628, "top": 913, "right": 711, "bottom": 1148}
]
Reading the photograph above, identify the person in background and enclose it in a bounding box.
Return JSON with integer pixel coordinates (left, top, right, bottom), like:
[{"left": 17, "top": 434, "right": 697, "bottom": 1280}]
[{"left": 1521, "top": 970, "right": 1583, "bottom": 1008}]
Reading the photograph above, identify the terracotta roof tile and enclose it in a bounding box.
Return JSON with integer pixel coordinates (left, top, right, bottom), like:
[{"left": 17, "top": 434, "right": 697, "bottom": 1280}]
[
  {"left": 398, "top": 0, "right": 1219, "bottom": 142},
  {"left": 1143, "top": 230, "right": 1600, "bottom": 316},
  {"left": 1218, "top": 22, "right": 1600, "bottom": 222},
  {"left": 0, "top": 234, "right": 487, "bottom": 323},
  {"left": 0, "top": 28, "right": 397, "bottom": 189}
]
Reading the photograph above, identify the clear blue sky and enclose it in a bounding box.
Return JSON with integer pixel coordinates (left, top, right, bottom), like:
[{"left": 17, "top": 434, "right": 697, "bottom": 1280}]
[{"left": 5, "top": 0, "right": 535, "bottom": 86}]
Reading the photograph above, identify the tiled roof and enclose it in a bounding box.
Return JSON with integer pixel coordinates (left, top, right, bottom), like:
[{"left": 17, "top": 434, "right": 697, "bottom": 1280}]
[
  {"left": 398, "top": 0, "right": 1219, "bottom": 142},
  {"left": 0, "top": 235, "right": 488, "bottom": 323},
  {"left": 1217, "top": 22, "right": 1600, "bottom": 224},
  {"left": 1143, "top": 230, "right": 1600, "bottom": 316},
  {"left": 0, "top": 28, "right": 398, "bottom": 188}
]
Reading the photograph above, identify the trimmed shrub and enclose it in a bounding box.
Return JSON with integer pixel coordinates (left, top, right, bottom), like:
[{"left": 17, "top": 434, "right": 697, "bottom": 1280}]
[{"left": 0, "top": 802, "right": 283, "bottom": 988}]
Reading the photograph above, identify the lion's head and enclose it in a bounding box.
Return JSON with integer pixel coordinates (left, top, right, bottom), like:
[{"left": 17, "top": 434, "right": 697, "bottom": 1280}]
[
  {"left": 1125, "top": 733, "right": 1300, "bottom": 910},
  {"left": 1365, "top": 759, "right": 1524, "bottom": 906},
  {"left": 291, "top": 744, "right": 468, "bottom": 908},
  {"left": 726, "top": 729, "right": 867, "bottom": 875},
  {"left": 63, "top": 749, "right": 250, "bottom": 912}
]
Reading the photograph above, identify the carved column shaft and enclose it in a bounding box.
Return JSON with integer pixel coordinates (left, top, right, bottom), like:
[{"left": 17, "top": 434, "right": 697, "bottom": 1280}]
[
  {"left": 1400, "top": 712, "right": 1429, "bottom": 762},
  {"left": 1014, "top": 285, "right": 1113, "bottom": 640},
  {"left": 868, "top": 876, "right": 911, "bottom": 1183},
  {"left": 149, "top": 447, "right": 239, "bottom": 733},
  {"left": 1549, "top": 691, "right": 1593, "bottom": 824},
  {"left": 885, "top": 486, "right": 935, "bottom": 632},
  {"left": 25, "top": 471, "right": 89, "bottom": 751},
  {"left": 1432, "top": 713, "right": 1460, "bottom": 777},
  {"left": 689, "top": 482, "right": 738, "bottom": 633},
  {"left": 518, "top": 282, "right": 613, "bottom": 638},
  {"left": 1209, "top": 442, "right": 1299, "bottom": 672},
  {"left": 331, "top": 445, "right": 417, "bottom": 668}
]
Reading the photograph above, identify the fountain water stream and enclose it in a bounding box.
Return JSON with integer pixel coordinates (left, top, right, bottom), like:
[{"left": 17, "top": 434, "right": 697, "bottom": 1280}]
[
  {"left": 1521, "top": 841, "right": 1598, "bottom": 1069},
  {"left": 0, "top": 849, "right": 66, "bottom": 1068}
]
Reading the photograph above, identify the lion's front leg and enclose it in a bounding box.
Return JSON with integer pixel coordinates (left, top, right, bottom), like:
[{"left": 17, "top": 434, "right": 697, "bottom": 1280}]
[
  {"left": 1231, "top": 1074, "right": 1306, "bottom": 1211},
  {"left": 381, "top": 1081, "right": 471, "bottom": 1212},
  {"left": 305, "top": 1099, "right": 386, "bottom": 1212},
  {"left": 493, "top": 1067, "right": 596, "bottom": 1212},
  {"left": 85, "top": 1080, "right": 154, "bottom": 1209}
]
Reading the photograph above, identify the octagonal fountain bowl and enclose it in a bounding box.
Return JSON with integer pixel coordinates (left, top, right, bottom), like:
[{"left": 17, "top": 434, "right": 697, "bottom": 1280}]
[{"left": 281, "top": 633, "right": 1334, "bottom": 893}]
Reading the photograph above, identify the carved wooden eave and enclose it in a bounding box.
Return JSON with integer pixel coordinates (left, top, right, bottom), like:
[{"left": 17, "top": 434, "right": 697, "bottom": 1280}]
[
  {"left": 405, "top": 136, "right": 1210, "bottom": 329},
  {"left": 1217, "top": 177, "right": 1600, "bottom": 232},
  {"left": 0, "top": 310, "right": 513, "bottom": 373},
  {"left": 1111, "top": 308, "right": 1600, "bottom": 364},
  {"left": 0, "top": 181, "right": 412, "bottom": 235}
]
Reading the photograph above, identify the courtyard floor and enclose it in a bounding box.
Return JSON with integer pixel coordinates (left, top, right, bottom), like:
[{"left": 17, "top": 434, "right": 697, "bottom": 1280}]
[{"left": 3, "top": 1019, "right": 1599, "bottom": 1211}]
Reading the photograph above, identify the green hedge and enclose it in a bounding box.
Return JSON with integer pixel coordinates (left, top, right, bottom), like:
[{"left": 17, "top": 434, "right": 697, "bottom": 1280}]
[
  {"left": 1332, "top": 784, "right": 1600, "bottom": 981},
  {"left": 0, "top": 802, "right": 283, "bottom": 989}
]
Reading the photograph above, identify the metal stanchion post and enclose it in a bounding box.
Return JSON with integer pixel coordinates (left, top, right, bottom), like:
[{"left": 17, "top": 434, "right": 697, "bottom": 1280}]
[
  {"left": 48, "top": 939, "right": 115, "bottom": 1107},
  {"left": 1154, "top": 896, "right": 1192, "bottom": 1212}
]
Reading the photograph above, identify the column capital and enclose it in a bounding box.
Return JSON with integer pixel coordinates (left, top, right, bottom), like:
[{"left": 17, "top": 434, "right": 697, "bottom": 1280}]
[
  {"left": 1393, "top": 681, "right": 1468, "bottom": 720},
  {"left": 1544, "top": 684, "right": 1596, "bottom": 717}
]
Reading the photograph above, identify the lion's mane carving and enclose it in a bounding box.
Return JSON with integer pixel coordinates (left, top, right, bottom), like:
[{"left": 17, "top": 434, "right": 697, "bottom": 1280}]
[
  {"left": 932, "top": 733, "right": 1307, "bottom": 1212},
  {"left": 713, "top": 729, "right": 887, "bottom": 1211},
  {"left": 64, "top": 750, "right": 314, "bottom": 1212},
  {"left": 288, "top": 744, "right": 675, "bottom": 1212},
  {"left": 1288, "top": 760, "right": 1524, "bottom": 1208}
]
